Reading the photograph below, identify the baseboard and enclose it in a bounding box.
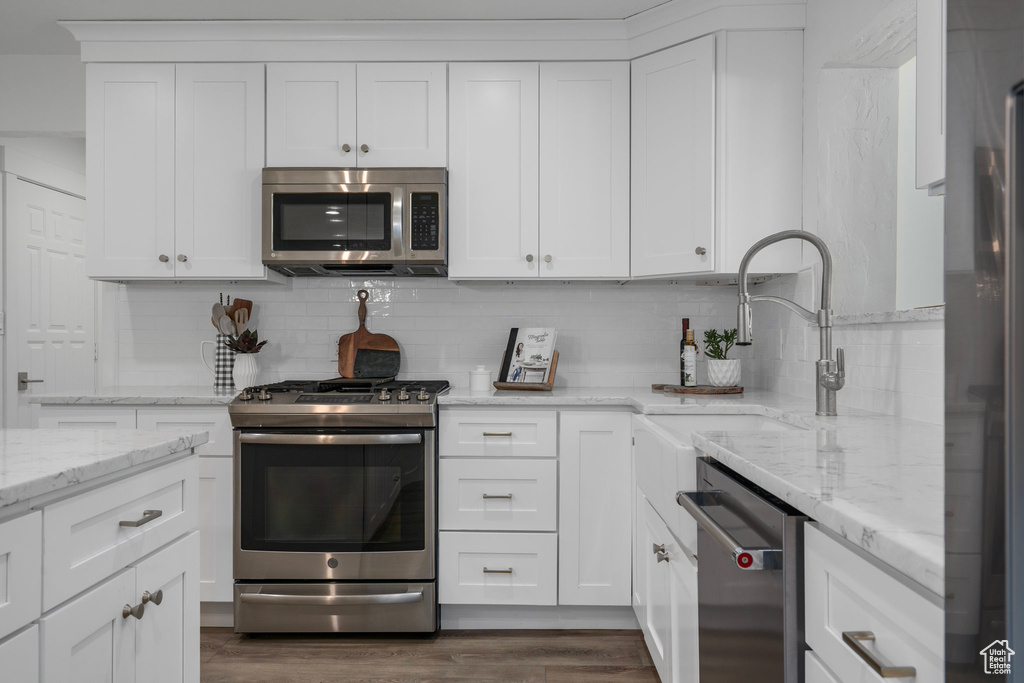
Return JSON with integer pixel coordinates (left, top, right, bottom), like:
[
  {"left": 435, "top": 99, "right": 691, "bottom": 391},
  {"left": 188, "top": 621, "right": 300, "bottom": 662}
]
[
  {"left": 440, "top": 604, "right": 639, "bottom": 630},
  {"left": 201, "top": 601, "right": 234, "bottom": 628}
]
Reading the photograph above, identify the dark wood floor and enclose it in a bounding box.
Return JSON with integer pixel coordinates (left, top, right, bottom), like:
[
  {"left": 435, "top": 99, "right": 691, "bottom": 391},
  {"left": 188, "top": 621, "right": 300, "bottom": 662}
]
[{"left": 201, "top": 627, "right": 660, "bottom": 683}]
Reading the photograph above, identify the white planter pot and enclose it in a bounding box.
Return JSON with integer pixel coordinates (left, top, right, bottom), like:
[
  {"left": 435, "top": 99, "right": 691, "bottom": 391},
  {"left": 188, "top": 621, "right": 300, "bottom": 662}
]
[
  {"left": 233, "top": 353, "right": 259, "bottom": 391},
  {"left": 707, "top": 359, "right": 741, "bottom": 387}
]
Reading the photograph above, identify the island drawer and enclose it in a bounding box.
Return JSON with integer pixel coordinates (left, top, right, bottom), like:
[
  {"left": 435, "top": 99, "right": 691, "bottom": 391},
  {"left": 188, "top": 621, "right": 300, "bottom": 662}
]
[
  {"left": 42, "top": 456, "right": 198, "bottom": 611},
  {"left": 439, "top": 410, "right": 556, "bottom": 458},
  {"left": 804, "top": 523, "right": 942, "bottom": 682},
  {"left": 439, "top": 459, "right": 557, "bottom": 531},
  {"left": 0, "top": 512, "right": 42, "bottom": 641},
  {"left": 438, "top": 531, "right": 557, "bottom": 605}
]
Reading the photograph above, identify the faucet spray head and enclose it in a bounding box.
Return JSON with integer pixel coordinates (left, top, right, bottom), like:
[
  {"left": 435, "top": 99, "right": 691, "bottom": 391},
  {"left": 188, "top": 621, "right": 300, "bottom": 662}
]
[{"left": 737, "top": 300, "right": 753, "bottom": 345}]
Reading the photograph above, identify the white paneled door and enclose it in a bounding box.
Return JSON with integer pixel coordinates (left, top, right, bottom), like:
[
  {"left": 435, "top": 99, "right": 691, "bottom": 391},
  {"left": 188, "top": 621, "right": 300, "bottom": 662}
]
[{"left": 5, "top": 177, "right": 94, "bottom": 427}]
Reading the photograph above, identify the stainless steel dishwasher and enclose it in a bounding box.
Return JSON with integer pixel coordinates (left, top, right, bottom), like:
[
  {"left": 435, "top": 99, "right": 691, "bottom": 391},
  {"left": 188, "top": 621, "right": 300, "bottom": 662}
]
[{"left": 677, "top": 457, "right": 807, "bottom": 683}]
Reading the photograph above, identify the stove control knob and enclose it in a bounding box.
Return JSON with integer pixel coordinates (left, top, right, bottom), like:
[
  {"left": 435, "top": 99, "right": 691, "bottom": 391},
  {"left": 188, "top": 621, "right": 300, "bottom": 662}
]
[
  {"left": 397, "top": 388, "right": 410, "bottom": 401},
  {"left": 378, "top": 389, "right": 391, "bottom": 401},
  {"left": 239, "top": 388, "right": 253, "bottom": 401},
  {"left": 258, "top": 388, "right": 272, "bottom": 401},
  {"left": 417, "top": 389, "right": 430, "bottom": 401}
]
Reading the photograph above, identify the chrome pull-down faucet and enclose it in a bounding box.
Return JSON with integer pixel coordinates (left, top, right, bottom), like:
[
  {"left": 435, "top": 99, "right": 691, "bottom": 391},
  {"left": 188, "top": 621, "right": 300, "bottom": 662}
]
[{"left": 736, "top": 230, "right": 845, "bottom": 416}]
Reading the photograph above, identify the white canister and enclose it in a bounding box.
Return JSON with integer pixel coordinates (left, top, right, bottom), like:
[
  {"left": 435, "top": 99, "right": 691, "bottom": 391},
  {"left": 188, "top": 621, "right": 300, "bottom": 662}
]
[{"left": 470, "top": 366, "right": 491, "bottom": 392}]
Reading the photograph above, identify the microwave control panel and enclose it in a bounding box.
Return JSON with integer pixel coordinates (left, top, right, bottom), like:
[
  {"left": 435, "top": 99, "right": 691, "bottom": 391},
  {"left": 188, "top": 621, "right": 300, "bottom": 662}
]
[{"left": 410, "top": 192, "right": 440, "bottom": 251}]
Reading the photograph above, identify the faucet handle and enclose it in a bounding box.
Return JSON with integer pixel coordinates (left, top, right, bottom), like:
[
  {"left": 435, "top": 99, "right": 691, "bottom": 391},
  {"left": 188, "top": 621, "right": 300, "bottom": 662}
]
[{"left": 835, "top": 347, "right": 845, "bottom": 376}]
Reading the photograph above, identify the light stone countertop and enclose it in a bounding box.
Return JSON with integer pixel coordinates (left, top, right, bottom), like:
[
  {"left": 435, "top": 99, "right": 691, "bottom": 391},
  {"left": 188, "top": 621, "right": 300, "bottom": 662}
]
[
  {"left": 0, "top": 428, "right": 209, "bottom": 509},
  {"left": 443, "top": 386, "right": 944, "bottom": 597},
  {"left": 29, "top": 386, "right": 237, "bottom": 405}
]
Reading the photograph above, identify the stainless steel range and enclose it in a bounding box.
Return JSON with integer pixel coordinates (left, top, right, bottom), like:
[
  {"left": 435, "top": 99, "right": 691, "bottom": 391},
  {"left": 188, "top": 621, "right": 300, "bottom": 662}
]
[{"left": 228, "top": 378, "right": 449, "bottom": 634}]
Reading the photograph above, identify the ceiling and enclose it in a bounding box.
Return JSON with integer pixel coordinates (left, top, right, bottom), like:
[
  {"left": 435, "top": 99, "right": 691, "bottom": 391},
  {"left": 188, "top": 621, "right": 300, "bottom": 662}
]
[{"left": 0, "top": 0, "right": 672, "bottom": 56}]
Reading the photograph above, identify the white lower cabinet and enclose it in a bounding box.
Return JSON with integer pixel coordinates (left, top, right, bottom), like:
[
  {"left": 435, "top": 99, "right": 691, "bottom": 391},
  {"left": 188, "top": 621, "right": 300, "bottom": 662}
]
[
  {"left": 40, "top": 531, "right": 199, "bottom": 683},
  {"left": 198, "top": 456, "right": 234, "bottom": 602},
  {"left": 0, "top": 625, "right": 40, "bottom": 683},
  {"left": 0, "top": 512, "right": 42, "bottom": 640},
  {"left": 806, "top": 650, "right": 843, "bottom": 683},
  {"left": 804, "top": 523, "right": 943, "bottom": 682}
]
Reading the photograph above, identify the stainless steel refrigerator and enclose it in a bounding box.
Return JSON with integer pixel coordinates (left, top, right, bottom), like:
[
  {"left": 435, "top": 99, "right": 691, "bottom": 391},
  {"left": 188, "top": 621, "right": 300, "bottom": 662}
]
[{"left": 945, "top": 2, "right": 1024, "bottom": 680}]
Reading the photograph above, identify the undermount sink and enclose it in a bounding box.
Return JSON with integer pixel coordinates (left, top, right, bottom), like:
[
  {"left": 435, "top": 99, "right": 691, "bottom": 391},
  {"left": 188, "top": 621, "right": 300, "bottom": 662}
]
[{"left": 646, "top": 413, "right": 806, "bottom": 446}]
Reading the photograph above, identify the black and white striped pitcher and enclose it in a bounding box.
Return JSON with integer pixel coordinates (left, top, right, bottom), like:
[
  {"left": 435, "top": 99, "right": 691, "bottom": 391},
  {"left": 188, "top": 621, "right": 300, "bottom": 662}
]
[{"left": 201, "top": 334, "right": 235, "bottom": 390}]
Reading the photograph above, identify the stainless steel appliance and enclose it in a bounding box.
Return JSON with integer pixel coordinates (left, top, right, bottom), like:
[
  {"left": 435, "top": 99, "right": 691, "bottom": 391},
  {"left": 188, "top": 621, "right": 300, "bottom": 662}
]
[
  {"left": 228, "top": 378, "right": 449, "bottom": 633},
  {"left": 677, "top": 457, "right": 807, "bottom": 682},
  {"left": 262, "top": 167, "right": 447, "bottom": 276},
  {"left": 944, "top": 2, "right": 1024, "bottom": 680}
]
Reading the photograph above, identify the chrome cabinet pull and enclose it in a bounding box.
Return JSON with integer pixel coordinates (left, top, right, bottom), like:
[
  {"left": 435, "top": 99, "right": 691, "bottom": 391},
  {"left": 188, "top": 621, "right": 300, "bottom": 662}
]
[
  {"left": 342, "top": 143, "right": 351, "bottom": 153},
  {"left": 482, "top": 432, "right": 513, "bottom": 438},
  {"left": 657, "top": 551, "right": 670, "bottom": 563},
  {"left": 122, "top": 603, "right": 145, "bottom": 620},
  {"left": 677, "top": 491, "right": 781, "bottom": 570},
  {"left": 652, "top": 543, "right": 666, "bottom": 554},
  {"left": 842, "top": 631, "right": 917, "bottom": 678},
  {"left": 544, "top": 254, "right": 552, "bottom": 263},
  {"left": 177, "top": 254, "right": 188, "bottom": 262},
  {"left": 526, "top": 254, "right": 534, "bottom": 263},
  {"left": 695, "top": 246, "right": 707, "bottom": 256},
  {"left": 239, "top": 591, "right": 423, "bottom": 607},
  {"left": 119, "top": 509, "right": 162, "bottom": 528},
  {"left": 158, "top": 254, "right": 169, "bottom": 262},
  {"left": 482, "top": 493, "right": 513, "bottom": 500},
  {"left": 142, "top": 590, "right": 163, "bottom": 606},
  {"left": 483, "top": 567, "right": 513, "bottom": 574},
  {"left": 360, "top": 144, "right": 369, "bottom": 153}
]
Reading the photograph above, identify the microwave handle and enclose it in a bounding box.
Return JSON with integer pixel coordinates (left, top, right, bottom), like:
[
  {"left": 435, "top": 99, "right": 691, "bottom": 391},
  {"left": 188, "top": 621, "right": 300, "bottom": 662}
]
[
  {"left": 239, "top": 433, "right": 422, "bottom": 446},
  {"left": 392, "top": 186, "right": 404, "bottom": 260}
]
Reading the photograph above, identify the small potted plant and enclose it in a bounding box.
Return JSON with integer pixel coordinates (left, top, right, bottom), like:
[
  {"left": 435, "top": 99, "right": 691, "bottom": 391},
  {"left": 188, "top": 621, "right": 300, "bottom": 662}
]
[
  {"left": 703, "top": 328, "right": 740, "bottom": 387},
  {"left": 225, "top": 329, "right": 268, "bottom": 390}
]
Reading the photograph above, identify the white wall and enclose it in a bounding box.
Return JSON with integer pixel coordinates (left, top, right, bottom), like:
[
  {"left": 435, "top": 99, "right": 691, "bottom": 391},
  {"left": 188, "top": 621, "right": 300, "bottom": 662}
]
[{"left": 0, "top": 56, "right": 86, "bottom": 135}]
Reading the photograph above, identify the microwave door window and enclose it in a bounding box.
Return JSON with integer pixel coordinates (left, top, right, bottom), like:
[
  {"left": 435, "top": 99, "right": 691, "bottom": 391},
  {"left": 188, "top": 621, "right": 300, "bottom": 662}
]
[{"left": 273, "top": 192, "right": 392, "bottom": 252}]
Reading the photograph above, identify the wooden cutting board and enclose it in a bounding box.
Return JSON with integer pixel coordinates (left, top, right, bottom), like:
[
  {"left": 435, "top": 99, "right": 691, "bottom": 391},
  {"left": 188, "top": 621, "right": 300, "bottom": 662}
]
[
  {"left": 652, "top": 383, "right": 744, "bottom": 395},
  {"left": 338, "top": 290, "right": 401, "bottom": 378}
]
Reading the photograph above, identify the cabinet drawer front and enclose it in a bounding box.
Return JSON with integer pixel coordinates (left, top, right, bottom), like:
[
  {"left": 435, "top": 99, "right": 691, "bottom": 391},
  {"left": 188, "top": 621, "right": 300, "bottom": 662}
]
[
  {"left": 439, "top": 532, "right": 557, "bottom": 605},
  {"left": 806, "top": 651, "right": 842, "bottom": 683},
  {"left": 439, "top": 459, "right": 556, "bottom": 531},
  {"left": 42, "top": 457, "right": 198, "bottom": 612},
  {"left": 137, "top": 407, "right": 231, "bottom": 457},
  {"left": 37, "top": 407, "right": 136, "bottom": 430},
  {"left": 0, "top": 624, "right": 40, "bottom": 683},
  {"left": 439, "top": 410, "right": 556, "bottom": 457},
  {"left": 0, "top": 512, "right": 42, "bottom": 641},
  {"left": 804, "top": 524, "right": 943, "bottom": 683}
]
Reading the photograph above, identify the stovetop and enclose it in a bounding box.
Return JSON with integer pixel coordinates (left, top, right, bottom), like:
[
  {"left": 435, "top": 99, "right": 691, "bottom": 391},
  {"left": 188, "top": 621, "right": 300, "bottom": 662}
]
[{"left": 228, "top": 377, "right": 450, "bottom": 429}]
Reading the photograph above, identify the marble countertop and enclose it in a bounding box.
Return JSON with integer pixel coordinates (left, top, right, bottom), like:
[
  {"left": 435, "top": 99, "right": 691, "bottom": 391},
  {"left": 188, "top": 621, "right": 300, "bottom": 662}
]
[
  {"left": 0, "top": 428, "right": 209, "bottom": 509},
  {"left": 444, "top": 385, "right": 943, "bottom": 596},
  {"left": 29, "top": 386, "right": 236, "bottom": 405}
]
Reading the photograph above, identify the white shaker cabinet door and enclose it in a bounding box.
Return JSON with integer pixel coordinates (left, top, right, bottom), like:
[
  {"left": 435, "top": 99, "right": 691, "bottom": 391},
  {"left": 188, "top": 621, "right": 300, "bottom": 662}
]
[
  {"left": 174, "top": 63, "right": 266, "bottom": 279},
  {"left": 637, "top": 495, "right": 673, "bottom": 683},
  {"left": 197, "top": 456, "right": 234, "bottom": 602},
  {"left": 266, "top": 63, "right": 358, "bottom": 167},
  {"left": 356, "top": 63, "right": 447, "bottom": 168},
  {"left": 558, "top": 411, "right": 632, "bottom": 606},
  {"left": 448, "top": 63, "right": 540, "bottom": 279},
  {"left": 631, "top": 36, "right": 715, "bottom": 277},
  {"left": 86, "top": 63, "right": 175, "bottom": 279},
  {"left": 539, "top": 63, "right": 630, "bottom": 279}
]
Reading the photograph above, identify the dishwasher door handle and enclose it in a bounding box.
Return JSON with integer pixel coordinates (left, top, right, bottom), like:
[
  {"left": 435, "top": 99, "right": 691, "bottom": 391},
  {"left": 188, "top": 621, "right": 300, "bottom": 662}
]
[{"left": 676, "top": 490, "right": 781, "bottom": 571}]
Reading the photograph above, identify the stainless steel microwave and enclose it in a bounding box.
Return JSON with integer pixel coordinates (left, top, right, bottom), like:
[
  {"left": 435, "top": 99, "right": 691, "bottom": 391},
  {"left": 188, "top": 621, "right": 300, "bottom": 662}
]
[{"left": 262, "top": 168, "right": 447, "bottom": 276}]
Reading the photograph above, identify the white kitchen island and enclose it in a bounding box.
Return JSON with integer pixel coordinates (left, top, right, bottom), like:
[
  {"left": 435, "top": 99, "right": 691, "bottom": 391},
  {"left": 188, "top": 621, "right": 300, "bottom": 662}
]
[{"left": 0, "top": 428, "right": 207, "bottom": 683}]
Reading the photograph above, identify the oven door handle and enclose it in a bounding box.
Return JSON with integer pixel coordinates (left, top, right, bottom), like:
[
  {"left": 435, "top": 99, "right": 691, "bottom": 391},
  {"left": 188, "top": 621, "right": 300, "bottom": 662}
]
[
  {"left": 239, "top": 433, "right": 422, "bottom": 446},
  {"left": 239, "top": 590, "right": 424, "bottom": 607},
  {"left": 676, "top": 490, "right": 781, "bottom": 571}
]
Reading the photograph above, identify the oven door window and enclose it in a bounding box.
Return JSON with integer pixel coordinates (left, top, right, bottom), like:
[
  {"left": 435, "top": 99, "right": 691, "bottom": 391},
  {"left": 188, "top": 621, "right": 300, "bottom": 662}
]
[
  {"left": 272, "top": 192, "right": 392, "bottom": 252},
  {"left": 240, "top": 438, "right": 424, "bottom": 552}
]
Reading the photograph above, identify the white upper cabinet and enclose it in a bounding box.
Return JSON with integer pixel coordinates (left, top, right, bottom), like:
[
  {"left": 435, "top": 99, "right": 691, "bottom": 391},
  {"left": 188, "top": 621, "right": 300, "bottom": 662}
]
[
  {"left": 631, "top": 31, "right": 804, "bottom": 278},
  {"left": 631, "top": 37, "right": 715, "bottom": 278},
  {"left": 539, "top": 62, "right": 630, "bottom": 279},
  {"left": 86, "top": 63, "right": 270, "bottom": 280},
  {"left": 916, "top": 0, "right": 946, "bottom": 190},
  {"left": 448, "top": 61, "right": 629, "bottom": 280},
  {"left": 266, "top": 63, "right": 447, "bottom": 168},
  {"left": 86, "top": 63, "right": 175, "bottom": 279},
  {"left": 175, "top": 64, "right": 265, "bottom": 278},
  {"left": 448, "top": 63, "right": 540, "bottom": 279}
]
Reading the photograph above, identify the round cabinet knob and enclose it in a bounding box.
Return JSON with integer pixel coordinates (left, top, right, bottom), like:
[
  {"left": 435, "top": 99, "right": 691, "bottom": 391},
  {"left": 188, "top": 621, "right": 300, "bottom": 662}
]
[
  {"left": 158, "top": 254, "right": 169, "bottom": 263},
  {"left": 177, "top": 254, "right": 188, "bottom": 263},
  {"left": 695, "top": 247, "right": 707, "bottom": 256},
  {"left": 525, "top": 254, "right": 534, "bottom": 263},
  {"left": 122, "top": 603, "right": 145, "bottom": 620},
  {"left": 544, "top": 254, "right": 552, "bottom": 263},
  {"left": 360, "top": 144, "right": 370, "bottom": 153},
  {"left": 142, "top": 590, "right": 163, "bottom": 606},
  {"left": 341, "top": 143, "right": 351, "bottom": 153}
]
